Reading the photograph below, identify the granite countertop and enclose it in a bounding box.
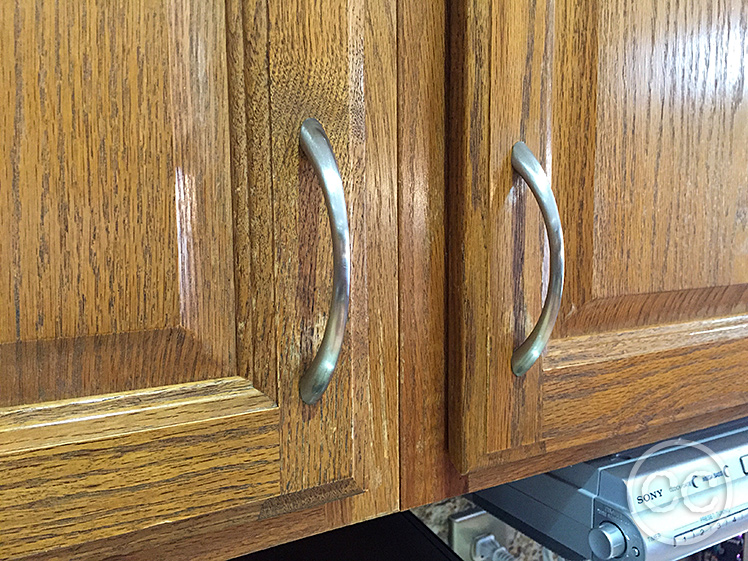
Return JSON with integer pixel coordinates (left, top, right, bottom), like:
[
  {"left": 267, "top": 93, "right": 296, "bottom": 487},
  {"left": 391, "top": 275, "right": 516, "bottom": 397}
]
[{"left": 411, "top": 496, "right": 568, "bottom": 561}]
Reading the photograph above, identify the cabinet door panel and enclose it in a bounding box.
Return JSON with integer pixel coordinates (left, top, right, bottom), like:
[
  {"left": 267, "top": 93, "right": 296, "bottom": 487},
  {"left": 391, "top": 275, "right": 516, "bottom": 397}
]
[
  {"left": 540, "top": 0, "right": 748, "bottom": 448},
  {"left": 449, "top": 0, "right": 748, "bottom": 473},
  {"left": 0, "top": 0, "right": 398, "bottom": 555},
  {"left": 590, "top": 0, "right": 748, "bottom": 300},
  {"left": 0, "top": 0, "right": 235, "bottom": 406},
  {"left": 0, "top": 0, "right": 281, "bottom": 556}
]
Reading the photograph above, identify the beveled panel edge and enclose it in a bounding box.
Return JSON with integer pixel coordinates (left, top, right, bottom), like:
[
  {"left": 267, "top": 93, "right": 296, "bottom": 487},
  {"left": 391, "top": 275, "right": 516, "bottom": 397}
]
[
  {"left": 1, "top": 406, "right": 280, "bottom": 558},
  {"left": 555, "top": 284, "right": 748, "bottom": 338},
  {"left": 541, "top": 336, "right": 748, "bottom": 442},
  {"left": 546, "top": 314, "right": 748, "bottom": 370},
  {"left": 0, "top": 377, "right": 275, "bottom": 455},
  {"left": 0, "top": 327, "right": 234, "bottom": 408}
]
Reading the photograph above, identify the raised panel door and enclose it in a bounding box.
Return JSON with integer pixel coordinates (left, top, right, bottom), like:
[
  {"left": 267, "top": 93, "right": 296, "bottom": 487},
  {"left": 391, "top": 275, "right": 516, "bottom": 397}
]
[
  {"left": 0, "top": 0, "right": 398, "bottom": 556},
  {"left": 449, "top": 0, "right": 748, "bottom": 473}
]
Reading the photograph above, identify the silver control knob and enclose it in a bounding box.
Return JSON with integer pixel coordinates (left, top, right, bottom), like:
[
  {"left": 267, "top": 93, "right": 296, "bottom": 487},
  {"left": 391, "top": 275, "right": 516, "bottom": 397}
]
[{"left": 589, "top": 522, "right": 626, "bottom": 559}]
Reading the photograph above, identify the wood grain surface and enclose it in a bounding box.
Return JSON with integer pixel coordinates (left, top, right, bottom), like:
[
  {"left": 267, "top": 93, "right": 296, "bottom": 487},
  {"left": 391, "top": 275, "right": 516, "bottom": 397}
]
[
  {"left": 2, "top": 397, "right": 281, "bottom": 559},
  {"left": 552, "top": 0, "right": 748, "bottom": 338},
  {"left": 268, "top": 0, "right": 359, "bottom": 494},
  {"left": 226, "top": 0, "right": 399, "bottom": 522},
  {"left": 2, "top": 0, "right": 399, "bottom": 554},
  {"left": 399, "top": 0, "right": 468, "bottom": 507},
  {"left": 447, "top": 0, "right": 553, "bottom": 473},
  {"left": 0, "top": 378, "right": 269, "bottom": 454},
  {"left": 446, "top": 0, "right": 492, "bottom": 475},
  {"left": 484, "top": 0, "right": 552, "bottom": 457},
  {"left": 16, "top": 488, "right": 399, "bottom": 561},
  {"left": 447, "top": 0, "right": 748, "bottom": 475},
  {"left": 227, "top": 0, "right": 277, "bottom": 402},
  {"left": 0, "top": 0, "right": 235, "bottom": 406},
  {"left": 362, "top": 0, "right": 400, "bottom": 518},
  {"left": 590, "top": 0, "right": 748, "bottom": 300}
]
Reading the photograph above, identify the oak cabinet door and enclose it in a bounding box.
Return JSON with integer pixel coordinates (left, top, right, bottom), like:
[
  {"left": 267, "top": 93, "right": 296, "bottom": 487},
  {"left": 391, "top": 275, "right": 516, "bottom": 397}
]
[
  {"left": 0, "top": 0, "right": 397, "bottom": 557},
  {"left": 449, "top": 0, "right": 748, "bottom": 473}
]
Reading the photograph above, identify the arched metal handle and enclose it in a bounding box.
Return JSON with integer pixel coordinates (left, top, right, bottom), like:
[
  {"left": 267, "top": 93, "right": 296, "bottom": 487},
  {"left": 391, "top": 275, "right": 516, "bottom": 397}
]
[
  {"left": 298, "top": 118, "right": 351, "bottom": 404},
  {"left": 510, "top": 141, "right": 565, "bottom": 377}
]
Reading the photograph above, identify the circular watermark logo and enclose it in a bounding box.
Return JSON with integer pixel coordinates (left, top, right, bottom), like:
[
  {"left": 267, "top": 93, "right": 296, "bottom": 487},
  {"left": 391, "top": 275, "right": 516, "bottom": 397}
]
[{"left": 626, "top": 438, "right": 733, "bottom": 547}]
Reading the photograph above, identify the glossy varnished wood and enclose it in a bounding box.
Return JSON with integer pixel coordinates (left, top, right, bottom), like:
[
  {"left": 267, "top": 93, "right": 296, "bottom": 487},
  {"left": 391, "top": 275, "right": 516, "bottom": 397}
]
[
  {"left": 362, "top": 0, "right": 400, "bottom": 518},
  {"left": 0, "top": 0, "right": 235, "bottom": 406},
  {"left": 18, "top": 1, "right": 401, "bottom": 552},
  {"left": 227, "top": 0, "right": 399, "bottom": 519},
  {"left": 542, "top": 0, "right": 748, "bottom": 447},
  {"left": 16, "top": 0, "right": 399, "bottom": 554},
  {"left": 399, "top": 0, "right": 467, "bottom": 507},
  {"left": 2, "top": 0, "right": 399, "bottom": 555},
  {"left": 589, "top": 0, "right": 748, "bottom": 301},
  {"left": 2, "top": 397, "right": 279, "bottom": 559},
  {"left": 0, "top": 378, "right": 266, "bottom": 454},
  {"left": 448, "top": 0, "right": 748, "bottom": 474},
  {"left": 268, "top": 0, "right": 359, "bottom": 493},
  {"left": 448, "top": 0, "right": 553, "bottom": 473},
  {"left": 227, "top": 0, "right": 277, "bottom": 401},
  {"left": 0, "top": 0, "right": 285, "bottom": 553}
]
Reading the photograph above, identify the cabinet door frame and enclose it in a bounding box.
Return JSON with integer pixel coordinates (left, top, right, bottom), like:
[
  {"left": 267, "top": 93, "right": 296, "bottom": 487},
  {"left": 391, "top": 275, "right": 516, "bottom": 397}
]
[
  {"left": 0, "top": 0, "right": 398, "bottom": 556},
  {"left": 447, "top": 0, "right": 748, "bottom": 475}
]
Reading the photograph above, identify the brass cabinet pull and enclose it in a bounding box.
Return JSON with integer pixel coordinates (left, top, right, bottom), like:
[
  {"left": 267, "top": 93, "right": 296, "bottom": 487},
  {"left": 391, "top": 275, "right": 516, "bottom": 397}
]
[
  {"left": 298, "top": 118, "right": 351, "bottom": 404},
  {"left": 510, "top": 141, "right": 565, "bottom": 376}
]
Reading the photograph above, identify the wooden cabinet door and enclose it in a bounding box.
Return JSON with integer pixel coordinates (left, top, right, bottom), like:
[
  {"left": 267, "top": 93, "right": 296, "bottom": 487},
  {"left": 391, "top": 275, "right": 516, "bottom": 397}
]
[
  {"left": 449, "top": 0, "right": 748, "bottom": 474},
  {"left": 0, "top": 0, "right": 397, "bottom": 557}
]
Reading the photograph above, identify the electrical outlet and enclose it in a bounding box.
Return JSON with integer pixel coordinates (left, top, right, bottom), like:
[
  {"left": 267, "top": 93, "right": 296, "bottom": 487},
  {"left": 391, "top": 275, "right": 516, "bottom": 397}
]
[{"left": 449, "top": 508, "right": 511, "bottom": 561}]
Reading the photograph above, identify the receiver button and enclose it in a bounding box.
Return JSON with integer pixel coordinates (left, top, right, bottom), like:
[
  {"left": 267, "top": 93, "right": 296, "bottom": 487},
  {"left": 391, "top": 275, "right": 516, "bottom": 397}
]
[
  {"left": 741, "top": 455, "right": 748, "bottom": 475},
  {"left": 589, "top": 522, "right": 626, "bottom": 560}
]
